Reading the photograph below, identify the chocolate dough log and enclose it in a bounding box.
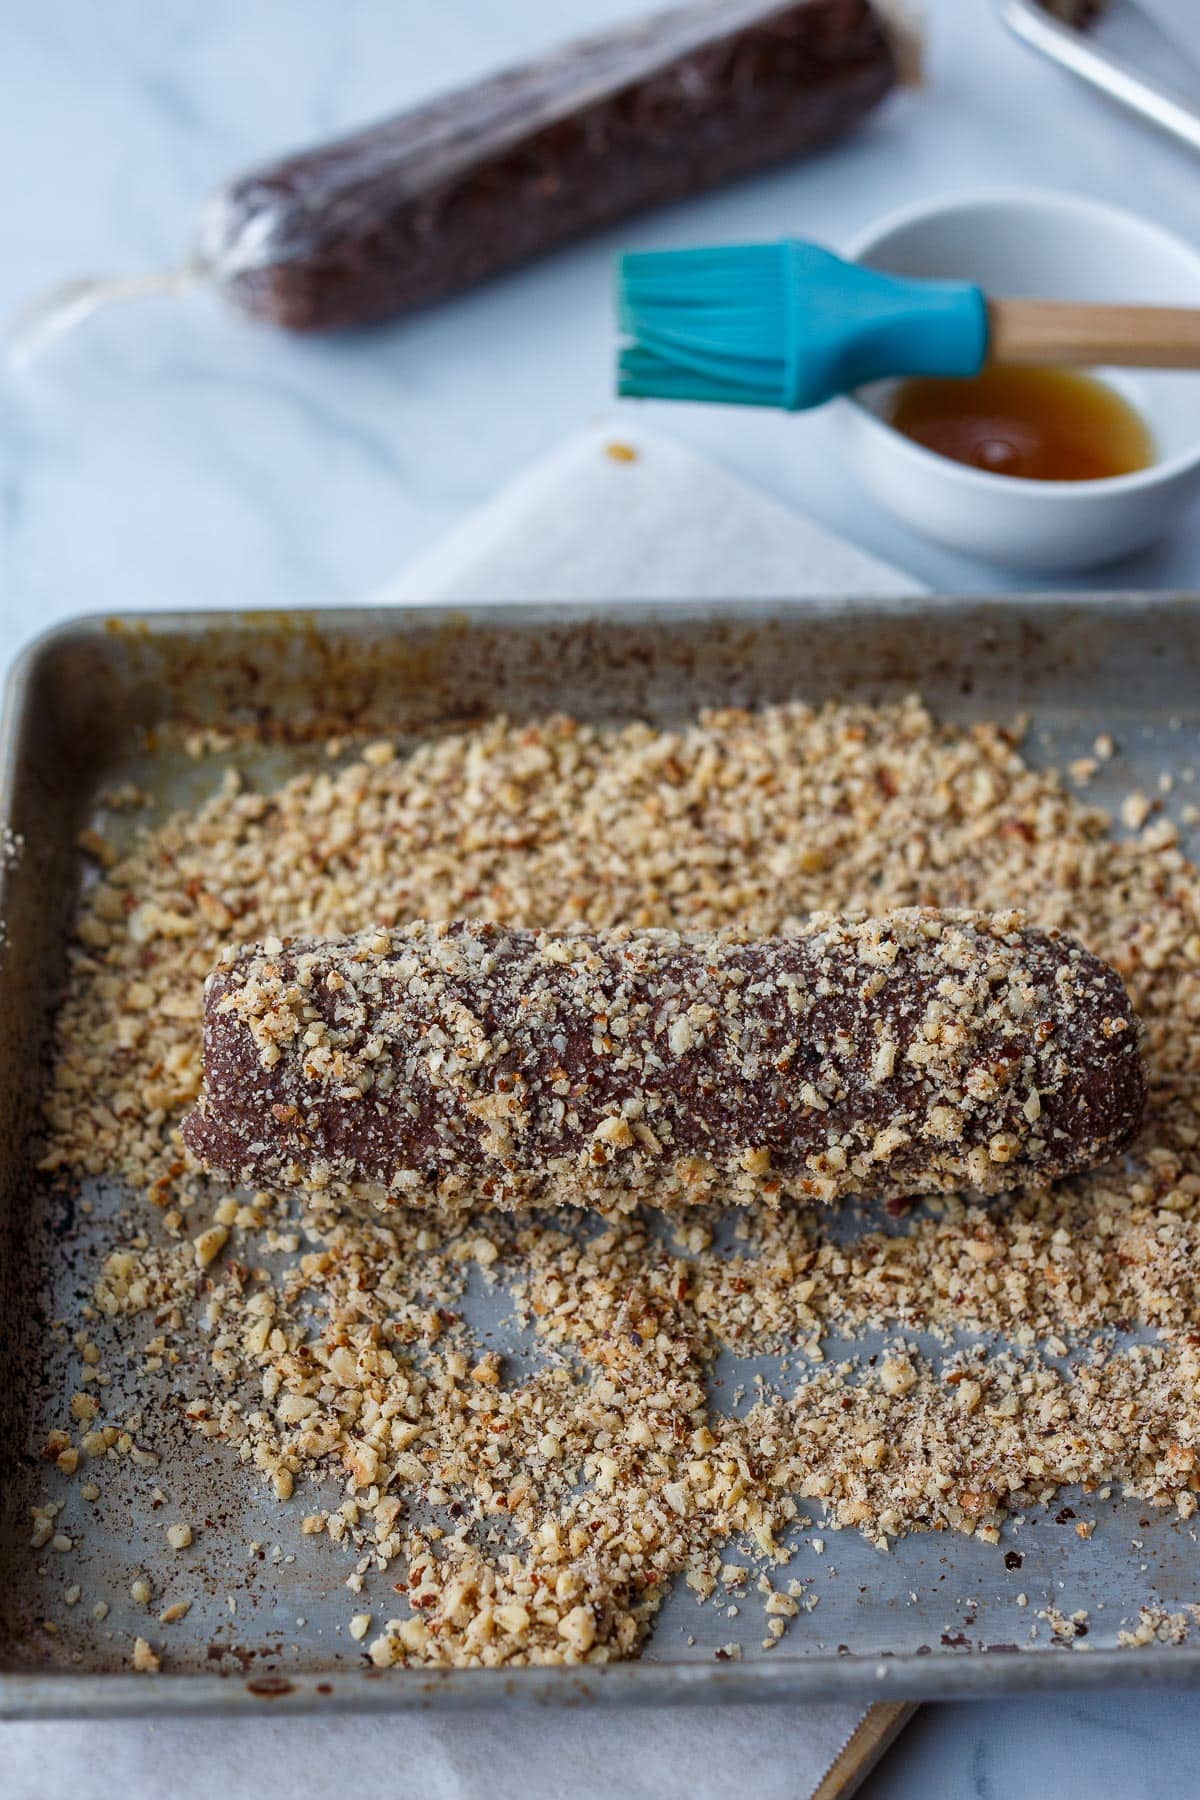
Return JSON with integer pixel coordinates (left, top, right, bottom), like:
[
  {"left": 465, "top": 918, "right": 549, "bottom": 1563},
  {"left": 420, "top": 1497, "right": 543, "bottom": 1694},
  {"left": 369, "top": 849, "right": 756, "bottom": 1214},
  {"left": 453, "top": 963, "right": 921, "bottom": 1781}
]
[
  {"left": 182, "top": 912, "right": 1145, "bottom": 1212},
  {"left": 199, "top": 0, "right": 902, "bottom": 332}
]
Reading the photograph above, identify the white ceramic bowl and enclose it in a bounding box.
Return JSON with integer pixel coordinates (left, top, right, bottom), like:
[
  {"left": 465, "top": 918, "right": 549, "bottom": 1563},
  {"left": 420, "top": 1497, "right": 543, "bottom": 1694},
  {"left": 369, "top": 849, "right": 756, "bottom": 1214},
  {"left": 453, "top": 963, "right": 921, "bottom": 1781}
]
[{"left": 837, "top": 189, "right": 1200, "bottom": 571}]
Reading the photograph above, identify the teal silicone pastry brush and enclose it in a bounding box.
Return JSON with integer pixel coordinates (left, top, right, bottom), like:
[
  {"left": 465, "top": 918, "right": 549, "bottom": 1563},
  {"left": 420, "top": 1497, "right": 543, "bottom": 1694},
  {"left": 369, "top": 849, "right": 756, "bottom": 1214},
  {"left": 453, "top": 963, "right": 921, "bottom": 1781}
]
[
  {"left": 616, "top": 240, "right": 989, "bottom": 410},
  {"left": 616, "top": 240, "right": 1200, "bottom": 408}
]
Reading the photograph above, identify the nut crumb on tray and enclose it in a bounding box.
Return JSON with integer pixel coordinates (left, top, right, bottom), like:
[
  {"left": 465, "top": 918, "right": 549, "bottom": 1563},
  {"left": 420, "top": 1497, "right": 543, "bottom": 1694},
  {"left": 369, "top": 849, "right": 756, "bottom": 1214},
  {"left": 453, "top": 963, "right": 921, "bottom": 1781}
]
[{"left": 30, "top": 694, "right": 1200, "bottom": 1666}]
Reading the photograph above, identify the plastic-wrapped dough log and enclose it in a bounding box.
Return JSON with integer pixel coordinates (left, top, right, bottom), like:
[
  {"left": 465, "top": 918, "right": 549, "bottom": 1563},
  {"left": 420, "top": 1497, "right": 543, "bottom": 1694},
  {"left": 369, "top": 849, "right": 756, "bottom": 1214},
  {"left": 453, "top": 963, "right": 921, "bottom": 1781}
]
[
  {"left": 11, "top": 0, "right": 909, "bottom": 356},
  {"left": 201, "top": 0, "right": 904, "bottom": 331},
  {"left": 182, "top": 912, "right": 1145, "bottom": 1213}
]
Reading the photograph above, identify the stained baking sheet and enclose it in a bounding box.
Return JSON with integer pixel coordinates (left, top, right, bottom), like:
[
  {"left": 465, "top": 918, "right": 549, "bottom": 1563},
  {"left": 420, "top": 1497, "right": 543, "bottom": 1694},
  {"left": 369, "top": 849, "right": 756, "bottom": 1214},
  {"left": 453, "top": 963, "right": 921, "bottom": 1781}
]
[{"left": 2, "top": 596, "right": 1200, "bottom": 1716}]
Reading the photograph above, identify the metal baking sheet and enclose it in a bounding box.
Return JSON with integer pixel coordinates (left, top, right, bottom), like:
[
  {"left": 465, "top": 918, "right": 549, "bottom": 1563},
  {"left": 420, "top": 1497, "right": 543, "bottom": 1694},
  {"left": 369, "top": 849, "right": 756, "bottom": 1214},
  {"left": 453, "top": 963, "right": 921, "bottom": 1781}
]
[
  {"left": 3, "top": 596, "right": 1200, "bottom": 1717},
  {"left": 999, "top": 0, "right": 1200, "bottom": 155}
]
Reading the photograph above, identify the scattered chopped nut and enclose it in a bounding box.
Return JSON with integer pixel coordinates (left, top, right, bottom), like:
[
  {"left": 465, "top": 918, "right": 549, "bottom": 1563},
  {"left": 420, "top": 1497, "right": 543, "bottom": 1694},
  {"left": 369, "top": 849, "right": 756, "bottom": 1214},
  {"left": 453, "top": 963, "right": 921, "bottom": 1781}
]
[
  {"left": 193, "top": 1224, "right": 228, "bottom": 1269},
  {"left": 31, "top": 693, "right": 1200, "bottom": 1669}
]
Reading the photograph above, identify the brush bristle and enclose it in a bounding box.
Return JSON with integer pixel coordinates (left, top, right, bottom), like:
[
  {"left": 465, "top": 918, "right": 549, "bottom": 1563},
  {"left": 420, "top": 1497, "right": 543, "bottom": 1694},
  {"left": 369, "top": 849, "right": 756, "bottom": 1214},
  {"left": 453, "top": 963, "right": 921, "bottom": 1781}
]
[{"left": 617, "top": 243, "right": 793, "bottom": 406}]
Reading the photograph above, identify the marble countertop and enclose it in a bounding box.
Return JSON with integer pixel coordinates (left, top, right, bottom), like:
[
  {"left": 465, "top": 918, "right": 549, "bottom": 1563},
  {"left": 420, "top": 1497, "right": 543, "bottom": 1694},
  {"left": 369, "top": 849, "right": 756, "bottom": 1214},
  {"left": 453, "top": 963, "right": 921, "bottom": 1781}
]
[{"left": 3, "top": 1, "right": 1200, "bottom": 1793}]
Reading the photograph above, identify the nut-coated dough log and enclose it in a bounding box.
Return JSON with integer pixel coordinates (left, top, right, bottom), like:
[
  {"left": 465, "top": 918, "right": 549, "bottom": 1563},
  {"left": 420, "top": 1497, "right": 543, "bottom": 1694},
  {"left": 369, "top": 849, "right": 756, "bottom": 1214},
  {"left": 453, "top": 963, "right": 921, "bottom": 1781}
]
[{"left": 182, "top": 912, "right": 1145, "bottom": 1212}]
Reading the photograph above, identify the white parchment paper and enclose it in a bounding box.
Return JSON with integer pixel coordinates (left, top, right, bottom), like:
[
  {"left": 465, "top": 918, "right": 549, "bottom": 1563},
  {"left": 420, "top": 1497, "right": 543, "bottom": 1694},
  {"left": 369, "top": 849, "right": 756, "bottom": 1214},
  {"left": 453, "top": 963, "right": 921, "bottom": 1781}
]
[{"left": 380, "top": 418, "right": 922, "bottom": 606}]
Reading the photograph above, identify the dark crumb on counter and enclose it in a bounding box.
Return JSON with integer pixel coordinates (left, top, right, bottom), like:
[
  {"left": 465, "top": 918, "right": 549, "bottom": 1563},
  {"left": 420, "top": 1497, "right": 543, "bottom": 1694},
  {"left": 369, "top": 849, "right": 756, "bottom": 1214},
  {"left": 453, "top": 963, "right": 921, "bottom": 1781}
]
[{"left": 1037, "top": 0, "right": 1108, "bottom": 25}]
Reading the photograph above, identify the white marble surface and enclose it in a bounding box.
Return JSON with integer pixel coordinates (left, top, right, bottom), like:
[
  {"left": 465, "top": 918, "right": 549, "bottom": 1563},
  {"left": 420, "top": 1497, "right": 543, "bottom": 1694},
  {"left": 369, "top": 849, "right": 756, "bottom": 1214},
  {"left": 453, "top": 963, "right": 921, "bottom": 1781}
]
[{"left": 5, "top": 1, "right": 1200, "bottom": 1794}]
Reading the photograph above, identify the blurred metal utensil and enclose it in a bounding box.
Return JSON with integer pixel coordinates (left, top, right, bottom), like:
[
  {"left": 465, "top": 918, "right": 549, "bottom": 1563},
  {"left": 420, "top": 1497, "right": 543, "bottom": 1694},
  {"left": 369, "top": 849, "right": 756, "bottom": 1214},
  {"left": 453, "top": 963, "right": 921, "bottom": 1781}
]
[{"left": 999, "top": 0, "right": 1200, "bottom": 153}]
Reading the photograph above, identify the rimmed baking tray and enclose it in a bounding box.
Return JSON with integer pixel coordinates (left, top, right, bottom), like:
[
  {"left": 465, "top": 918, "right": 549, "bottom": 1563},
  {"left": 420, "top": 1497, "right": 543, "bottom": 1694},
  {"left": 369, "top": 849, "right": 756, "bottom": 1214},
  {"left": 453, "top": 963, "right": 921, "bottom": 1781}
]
[
  {"left": 2, "top": 596, "right": 1200, "bottom": 1717},
  {"left": 999, "top": 0, "right": 1200, "bottom": 156}
]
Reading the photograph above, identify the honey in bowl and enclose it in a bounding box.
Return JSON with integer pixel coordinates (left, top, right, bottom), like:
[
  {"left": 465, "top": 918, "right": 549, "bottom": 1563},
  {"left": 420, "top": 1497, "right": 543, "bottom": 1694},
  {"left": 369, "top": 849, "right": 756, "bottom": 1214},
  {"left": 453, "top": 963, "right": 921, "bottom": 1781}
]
[{"left": 886, "top": 365, "right": 1155, "bottom": 482}]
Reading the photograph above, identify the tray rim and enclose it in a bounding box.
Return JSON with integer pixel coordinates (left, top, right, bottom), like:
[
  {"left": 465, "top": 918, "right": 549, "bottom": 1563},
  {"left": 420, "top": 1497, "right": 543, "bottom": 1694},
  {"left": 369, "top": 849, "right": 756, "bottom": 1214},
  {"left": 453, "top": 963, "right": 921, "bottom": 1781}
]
[
  {"left": 5, "top": 595, "right": 1200, "bottom": 1719},
  {"left": 4, "top": 1640, "right": 1200, "bottom": 1719}
]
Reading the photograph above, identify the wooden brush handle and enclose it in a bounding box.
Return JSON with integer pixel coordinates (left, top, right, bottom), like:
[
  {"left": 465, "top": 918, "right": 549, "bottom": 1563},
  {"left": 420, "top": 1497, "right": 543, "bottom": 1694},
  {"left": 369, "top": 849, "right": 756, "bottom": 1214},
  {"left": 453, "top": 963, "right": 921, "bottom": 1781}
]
[
  {"left": 812, "top": 1703, "right": 919, "bottom": 1799},
  {"left": 988, "top": 297, "right": 1200, "bottom": 368}
]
